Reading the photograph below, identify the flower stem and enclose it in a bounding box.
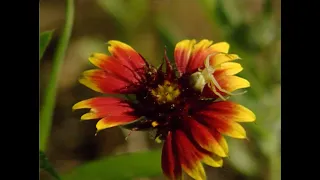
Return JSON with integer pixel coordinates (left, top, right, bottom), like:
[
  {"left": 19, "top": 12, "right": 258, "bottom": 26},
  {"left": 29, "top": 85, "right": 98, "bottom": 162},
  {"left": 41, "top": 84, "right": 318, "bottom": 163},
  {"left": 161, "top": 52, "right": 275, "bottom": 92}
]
[{"left": 40, "top": 0, "right": 74, "bottom": 151}]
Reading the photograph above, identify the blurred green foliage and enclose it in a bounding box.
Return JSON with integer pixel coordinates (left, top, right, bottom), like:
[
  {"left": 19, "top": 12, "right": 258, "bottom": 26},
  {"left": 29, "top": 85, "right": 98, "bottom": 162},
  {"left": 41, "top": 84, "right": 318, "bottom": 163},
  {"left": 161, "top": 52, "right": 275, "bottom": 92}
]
[
  {"left": 63, "top": 150, "right": 162, "bottom": 180},
  {"left": 40, "top": 0, "right": 74, "bottom": 151},
  {"left": 40, "top": 0, "right": 280, "bottom": 179},
  {"left": 40, "top": 31, "right": 60, "bottom": 180}
]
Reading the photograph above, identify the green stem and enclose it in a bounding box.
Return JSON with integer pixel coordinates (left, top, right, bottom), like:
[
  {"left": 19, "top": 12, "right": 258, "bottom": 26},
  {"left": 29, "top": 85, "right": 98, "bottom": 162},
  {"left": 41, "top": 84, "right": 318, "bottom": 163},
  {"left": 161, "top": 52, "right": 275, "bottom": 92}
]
[{"left": 40, "top": 0, "right": 74, "bottom": 151}]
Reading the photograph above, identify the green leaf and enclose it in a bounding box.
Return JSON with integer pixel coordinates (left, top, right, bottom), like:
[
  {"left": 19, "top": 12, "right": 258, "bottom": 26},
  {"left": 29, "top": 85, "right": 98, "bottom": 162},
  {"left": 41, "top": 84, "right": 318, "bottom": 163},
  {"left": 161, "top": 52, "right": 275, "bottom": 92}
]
[
  {"left": 40, "top": 150, "right": 61, "bottom": 180},
  {"left": 62, "top": 150, "right": 162, "bottom": 180},
  {"left": 40, "top": 30, "right": 54, "bottom": 60}
]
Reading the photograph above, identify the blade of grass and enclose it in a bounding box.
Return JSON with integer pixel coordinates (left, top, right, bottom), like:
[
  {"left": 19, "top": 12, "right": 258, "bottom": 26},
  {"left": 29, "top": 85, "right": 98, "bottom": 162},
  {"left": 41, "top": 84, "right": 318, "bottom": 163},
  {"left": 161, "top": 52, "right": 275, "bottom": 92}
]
[{"left": 40, "top": 0, "right": 74, "bottom": 151}]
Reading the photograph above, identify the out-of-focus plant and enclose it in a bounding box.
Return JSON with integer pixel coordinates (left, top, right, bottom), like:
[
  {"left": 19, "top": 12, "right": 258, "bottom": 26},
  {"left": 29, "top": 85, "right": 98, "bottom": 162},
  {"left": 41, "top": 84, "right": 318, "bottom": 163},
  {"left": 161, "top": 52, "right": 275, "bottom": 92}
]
[
  {"left": 40, "top": 150, "right": 61, "bottom": 180},
  {"left": 40, "top": 0, "right": 74, "bottom": 179},
  {"left": 40, "top": 0, "right": 74, "bottom": 151},
  {"left": 39, "top": 30, "right": 61, "bottom": 179}
]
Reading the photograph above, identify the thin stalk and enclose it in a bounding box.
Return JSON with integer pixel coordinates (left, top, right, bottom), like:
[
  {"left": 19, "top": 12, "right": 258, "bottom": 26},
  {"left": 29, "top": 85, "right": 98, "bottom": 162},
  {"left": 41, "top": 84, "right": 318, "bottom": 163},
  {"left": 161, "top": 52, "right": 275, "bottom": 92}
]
[{"left": 40, "top": 0, "right": 74, "bottom": 151}]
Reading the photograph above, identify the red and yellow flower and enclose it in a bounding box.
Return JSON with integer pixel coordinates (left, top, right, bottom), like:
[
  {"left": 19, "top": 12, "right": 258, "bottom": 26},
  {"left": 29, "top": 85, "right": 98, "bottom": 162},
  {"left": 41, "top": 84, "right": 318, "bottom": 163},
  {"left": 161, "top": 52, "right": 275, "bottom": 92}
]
[{"left": 73, "top": 39, "right": 255, "bottom": 180}]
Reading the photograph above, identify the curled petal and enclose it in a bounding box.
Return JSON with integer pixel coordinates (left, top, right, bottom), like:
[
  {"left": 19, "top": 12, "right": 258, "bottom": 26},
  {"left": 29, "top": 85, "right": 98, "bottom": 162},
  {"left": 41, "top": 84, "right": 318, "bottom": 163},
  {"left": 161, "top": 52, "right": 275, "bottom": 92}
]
[{"left": 162, "top": 132, "right": 182, "bottom": 180}]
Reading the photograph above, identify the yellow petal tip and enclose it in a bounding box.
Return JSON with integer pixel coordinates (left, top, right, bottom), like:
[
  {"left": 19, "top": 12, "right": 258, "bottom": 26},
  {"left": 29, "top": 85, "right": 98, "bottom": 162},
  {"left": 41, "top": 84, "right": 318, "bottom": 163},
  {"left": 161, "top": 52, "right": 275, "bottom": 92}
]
[
  {"left": 237, "top": 105, "right": 256, "bottom": 122},
  {"left": 80, "top": 112, "right": 97, "bottom": 120},
  {"left": 78, "top": 75, "right": 103, "bottom": 93},
  {"left": 202, "top": 156, "right": 223, "bottom": 168},
  {"left": 96, "top": 119, "right": 116, "bottom": 132},
  {"left": 72, "top": 101, "right": 86, "bottom": 110}
]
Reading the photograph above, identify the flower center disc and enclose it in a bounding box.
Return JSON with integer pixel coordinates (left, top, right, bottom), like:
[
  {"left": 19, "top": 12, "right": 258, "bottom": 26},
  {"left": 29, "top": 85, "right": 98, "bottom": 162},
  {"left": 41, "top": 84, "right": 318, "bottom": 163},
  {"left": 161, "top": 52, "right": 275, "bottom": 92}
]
[{"left": 151, "top": 80, "right": 180, "bottom": 104}]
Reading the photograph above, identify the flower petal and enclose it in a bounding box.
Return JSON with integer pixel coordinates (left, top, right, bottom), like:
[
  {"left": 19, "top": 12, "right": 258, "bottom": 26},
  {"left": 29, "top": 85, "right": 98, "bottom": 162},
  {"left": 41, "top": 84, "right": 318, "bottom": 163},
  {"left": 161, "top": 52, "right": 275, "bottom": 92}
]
[
  {"left": 202, "top": 75, "right": 250, "bottom": 99},
  {"left": 186, "top": 117, "right": 227, "bottom": 157},
  {"left": 174, "top": 39, "right": 197, "bottom": 75},
  {"left": 217, "top": 121, "right": 247, "bottom": 139},
  {"left": 197, "top": 112, "right": 247, "bottom": 139},
  {"left": 73, "top": 97, "right": 138, "bottom": 132},
  {"left": 211, "top": 53, "right": 240, "bottom": 67},
  {"left": 80, "top": 40, "right": 149, "bottom": 94},
  {"left": 186, "top": 39, "right": 214, "bottom": 73},
  {"left": 217, "top": 75, "right": 250, "bottom": 92},
  {"left": 214, "top": 62, "right": 243, "bottom": 76},
  {"left": 174, "top": 39, "right": 239, "bottom": 75},
  {"left": 209, "top": 42, "right": 230, "bottom": 53},
  {"left": 96, "top": 115, "right": 137, "bottom": 131},
  {"left": 195, "top": 101, "right": 255, "bottom": 139},
  {"left": 72, "top": 97, "right": 135, "bottom": 120},
  {"left": 211, "top": 130, "right": 229, "bottom": 155},
  {"left": 72, "top": 97, "right": 122, "bottom": 110},
  {"left": 202, "top": 154, "right": 223, "bottom": 168},
  {"left": 107, "top": 40, "right": 146, "bottom": 71},
  {"left": 203, "top": 101, "right": 256, "bottom": 122},
  {"left": 89, "top": 53, "right": 143, "bottom": 83},
  {"left": 162, "top": 131, "right": 182, "bottom": 180},
  {"left": 79, "top": 69, "right": 135, "bottom": 94},
  {"left": 174, "top": 130, "right": 206, "bottom": 180}
]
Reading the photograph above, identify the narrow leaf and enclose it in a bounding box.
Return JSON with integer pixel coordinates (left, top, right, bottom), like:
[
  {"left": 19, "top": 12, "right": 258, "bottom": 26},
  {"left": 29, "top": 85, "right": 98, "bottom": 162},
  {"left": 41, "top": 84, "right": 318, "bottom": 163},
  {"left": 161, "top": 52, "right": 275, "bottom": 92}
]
[
  {"left": 40, "top": 30, "right": 54, "bottom": 60},
  {"left": 40, "top": 150, "right": 61, "bottom": 180}
]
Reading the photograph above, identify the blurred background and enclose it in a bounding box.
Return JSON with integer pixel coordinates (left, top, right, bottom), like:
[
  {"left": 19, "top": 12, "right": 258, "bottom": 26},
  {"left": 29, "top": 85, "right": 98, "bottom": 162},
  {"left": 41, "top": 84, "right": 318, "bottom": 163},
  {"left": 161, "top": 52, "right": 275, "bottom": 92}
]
[{"left": 40, "top": 0, "right": 281, "bottom": 179}]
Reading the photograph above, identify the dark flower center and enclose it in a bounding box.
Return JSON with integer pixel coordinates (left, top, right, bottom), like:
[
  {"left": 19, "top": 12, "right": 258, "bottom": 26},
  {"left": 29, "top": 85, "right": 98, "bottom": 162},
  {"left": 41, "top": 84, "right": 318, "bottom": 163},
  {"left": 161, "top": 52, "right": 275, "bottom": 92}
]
[
  {"left": 151, "top": 80, "right": 181, "bottom": 104},
  {"left": 122, "top": 58, "right": 202, "bottom": 142}
]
